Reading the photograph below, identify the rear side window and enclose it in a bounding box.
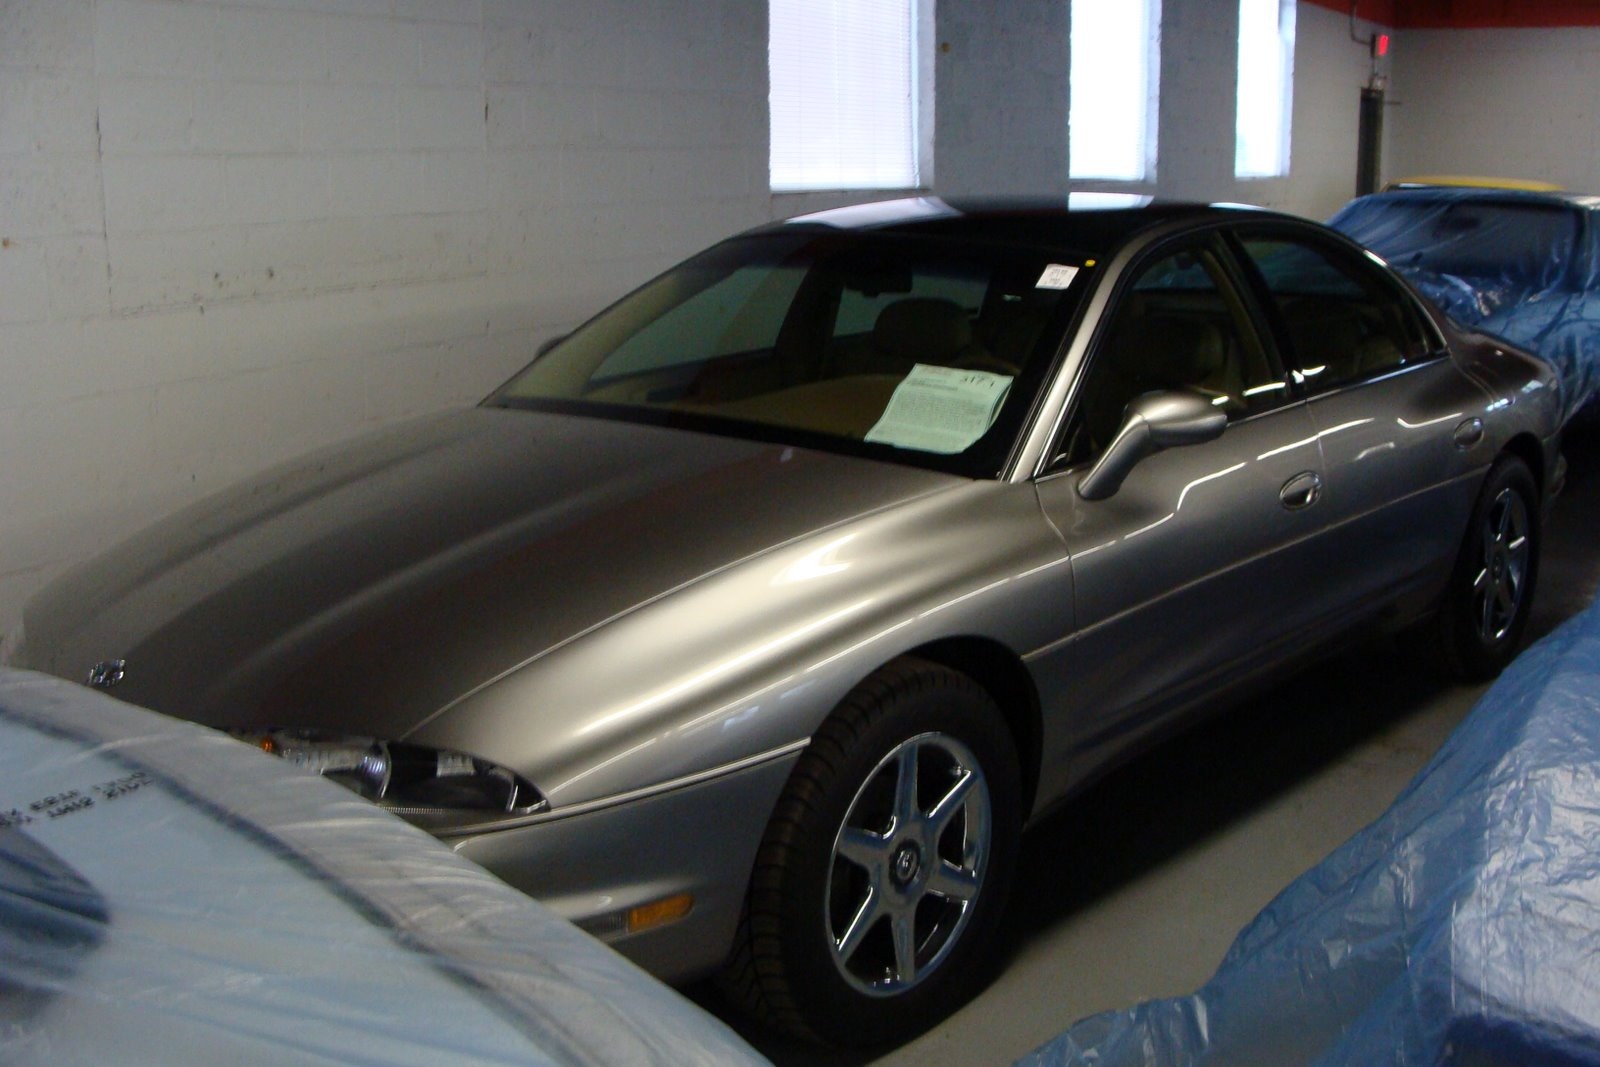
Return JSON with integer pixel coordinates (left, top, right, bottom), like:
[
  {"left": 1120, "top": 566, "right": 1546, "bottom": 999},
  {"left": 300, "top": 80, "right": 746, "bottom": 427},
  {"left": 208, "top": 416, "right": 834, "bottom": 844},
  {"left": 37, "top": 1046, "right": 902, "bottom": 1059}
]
[{"left": 1237, "top": 235, "right": 1434, "bottom": 391}]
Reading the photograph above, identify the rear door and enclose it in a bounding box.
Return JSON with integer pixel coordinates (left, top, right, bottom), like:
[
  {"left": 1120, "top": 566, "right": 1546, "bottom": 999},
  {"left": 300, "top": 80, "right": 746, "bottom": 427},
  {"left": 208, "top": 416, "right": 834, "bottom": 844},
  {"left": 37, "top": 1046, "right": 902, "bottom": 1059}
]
[{"left": 1229, "top": 226, "right": 1492, "bottom": 620}]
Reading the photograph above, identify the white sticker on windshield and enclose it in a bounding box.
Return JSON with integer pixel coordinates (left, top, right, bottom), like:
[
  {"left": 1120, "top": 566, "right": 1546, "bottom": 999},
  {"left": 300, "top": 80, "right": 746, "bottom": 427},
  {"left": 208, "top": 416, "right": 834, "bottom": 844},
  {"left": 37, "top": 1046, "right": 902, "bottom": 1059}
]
[
  {"left": 865, "top": 364, "right": 1014, "bottom": 455},
  {"left": 1035, "top": 263, "right": 1079, "bottom": 289}
]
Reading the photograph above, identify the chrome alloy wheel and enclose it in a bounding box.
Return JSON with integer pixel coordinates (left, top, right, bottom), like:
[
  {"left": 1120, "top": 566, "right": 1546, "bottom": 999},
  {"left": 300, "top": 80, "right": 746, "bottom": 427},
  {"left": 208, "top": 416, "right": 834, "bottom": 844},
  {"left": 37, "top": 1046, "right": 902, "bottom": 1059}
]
[
  {"left": 825, "top": 732, "right": 990, "bottom": 996},
  {"left": 1473, "top": 486, "right": 1531, "bottom": 643}
]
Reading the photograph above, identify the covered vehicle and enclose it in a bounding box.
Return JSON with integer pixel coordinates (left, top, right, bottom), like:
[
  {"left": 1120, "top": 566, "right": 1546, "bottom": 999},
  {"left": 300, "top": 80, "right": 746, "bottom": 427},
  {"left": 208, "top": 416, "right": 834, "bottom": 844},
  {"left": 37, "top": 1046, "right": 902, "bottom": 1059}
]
[
  {"left": 1330, "top": 186, "right": 1600, "bottom": 421},
  {"left": 0, "top": 668, "right": 765, "bottom": 1066},
  {"left": 8, "top": 196, "right": 1564, "bottom": 1046},
  {"left": 1382, "top": 175, "right": 1564, "bottom": 192},
  {"left": 1021, "top": 590, "right": 1600, "bottom": 1066}
]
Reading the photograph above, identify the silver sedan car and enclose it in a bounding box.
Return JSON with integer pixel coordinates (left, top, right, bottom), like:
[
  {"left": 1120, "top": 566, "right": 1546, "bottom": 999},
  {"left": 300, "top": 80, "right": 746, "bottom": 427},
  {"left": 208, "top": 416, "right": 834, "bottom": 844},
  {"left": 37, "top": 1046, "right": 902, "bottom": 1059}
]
[{"left": 9, "top": 196, "right": 1564, "bottom": 1047}]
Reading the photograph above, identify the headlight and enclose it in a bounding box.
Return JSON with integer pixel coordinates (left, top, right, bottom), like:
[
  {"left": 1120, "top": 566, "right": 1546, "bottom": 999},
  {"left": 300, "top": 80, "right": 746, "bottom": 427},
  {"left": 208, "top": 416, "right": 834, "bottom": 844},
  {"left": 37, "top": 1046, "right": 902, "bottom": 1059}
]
[{"left": 238, "top": 729, "right": 547, "bottom": 830}]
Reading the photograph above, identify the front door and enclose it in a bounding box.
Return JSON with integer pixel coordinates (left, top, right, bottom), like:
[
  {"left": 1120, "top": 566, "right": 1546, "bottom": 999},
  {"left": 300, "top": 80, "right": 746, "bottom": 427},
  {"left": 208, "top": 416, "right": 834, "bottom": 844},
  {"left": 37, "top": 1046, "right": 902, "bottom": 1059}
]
[{"left": 1030, "top": 236, "right": 1327, "bottom": 793}]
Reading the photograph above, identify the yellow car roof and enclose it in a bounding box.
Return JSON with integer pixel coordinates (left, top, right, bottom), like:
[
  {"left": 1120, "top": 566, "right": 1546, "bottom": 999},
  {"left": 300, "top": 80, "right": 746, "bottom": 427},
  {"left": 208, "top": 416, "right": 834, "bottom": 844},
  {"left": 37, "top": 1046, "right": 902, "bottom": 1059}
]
[{"left": 1384, "top": 175, "right": 1564, "bottom": 192}]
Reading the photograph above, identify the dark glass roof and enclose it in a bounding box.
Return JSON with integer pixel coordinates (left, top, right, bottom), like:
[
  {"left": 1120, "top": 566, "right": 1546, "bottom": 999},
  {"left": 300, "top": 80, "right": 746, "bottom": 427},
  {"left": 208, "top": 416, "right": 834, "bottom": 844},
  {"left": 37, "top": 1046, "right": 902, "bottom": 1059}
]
[{"left": 746, "top": 196, "right": 1289, "bottom": 257}]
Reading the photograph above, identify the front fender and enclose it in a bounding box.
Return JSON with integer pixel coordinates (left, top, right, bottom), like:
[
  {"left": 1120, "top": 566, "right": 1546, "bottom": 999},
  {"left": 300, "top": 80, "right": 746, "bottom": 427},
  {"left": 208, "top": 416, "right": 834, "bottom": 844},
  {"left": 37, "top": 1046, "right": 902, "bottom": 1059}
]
[{"left": 408, "top": 480, "right": 1072, "bottom": 807}]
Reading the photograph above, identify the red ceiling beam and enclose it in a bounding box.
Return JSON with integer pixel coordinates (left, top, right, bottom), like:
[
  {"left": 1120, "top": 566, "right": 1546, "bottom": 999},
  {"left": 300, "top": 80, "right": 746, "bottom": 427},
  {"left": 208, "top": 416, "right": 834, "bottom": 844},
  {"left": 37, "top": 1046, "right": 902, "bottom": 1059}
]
[
  {"left": 1394, "top": 0, "right": 1600, "bottom": 27},
  {"left": 1301, "top": 0, "right": 1398, "bottom": 25},
  {"left": 1302, "top": 0, "right": 1600, "bottom": 28}
]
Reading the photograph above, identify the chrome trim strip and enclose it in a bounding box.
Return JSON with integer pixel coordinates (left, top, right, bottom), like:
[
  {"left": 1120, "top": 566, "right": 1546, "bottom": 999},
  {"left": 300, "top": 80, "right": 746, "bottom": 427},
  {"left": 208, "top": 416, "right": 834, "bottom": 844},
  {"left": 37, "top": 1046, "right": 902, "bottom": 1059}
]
[
  {"left": 437, "top": 738, "right": 810, "bottom": 839},
  {"left": 1011, "top": 235, "right": 1144, "bottom": 480}
]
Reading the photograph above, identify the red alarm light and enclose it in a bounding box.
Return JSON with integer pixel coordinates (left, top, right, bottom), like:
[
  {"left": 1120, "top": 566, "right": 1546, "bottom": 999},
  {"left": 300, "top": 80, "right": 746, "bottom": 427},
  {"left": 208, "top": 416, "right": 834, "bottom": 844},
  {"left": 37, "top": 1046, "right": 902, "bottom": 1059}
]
[{"left": 1373, "top": 33, "right": 1390, "bottom": 58}]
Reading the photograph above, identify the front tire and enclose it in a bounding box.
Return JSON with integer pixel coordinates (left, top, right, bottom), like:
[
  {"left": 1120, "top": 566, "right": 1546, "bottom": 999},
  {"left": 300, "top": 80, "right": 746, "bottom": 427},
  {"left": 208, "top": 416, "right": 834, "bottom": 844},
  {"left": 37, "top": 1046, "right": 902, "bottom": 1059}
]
[
  {"left": 1436, "top": 454, "right": 1540, "bottom": 681},
  {"left": 722, "top": 658, "right": 1021, "bottom": 1048}
]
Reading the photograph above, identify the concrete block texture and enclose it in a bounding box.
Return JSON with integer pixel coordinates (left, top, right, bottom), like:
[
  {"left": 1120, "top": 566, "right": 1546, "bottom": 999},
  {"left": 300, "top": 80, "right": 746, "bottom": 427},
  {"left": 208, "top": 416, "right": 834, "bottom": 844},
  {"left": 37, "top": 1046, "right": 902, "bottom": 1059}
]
[
  {"left": 0, "top": 237, "right": 49, "bottom": 325},
  {"left": 0, "top": 153, "right": 103, "bottom": 238},
  {"left": 98, "top": 77, "right": 196, "bottom": 153},
  {"left": 95, "top": 0, "right": 218, "bottom": 79},
  {"left": 0, "top": 0, "right": 1045, "bottom": 641},
  {"left": 1388, "top": 28, "right": 1600, "bottom": 192},
  {"left": 2, "top": 0, "right": 94, "bottom": 72}
]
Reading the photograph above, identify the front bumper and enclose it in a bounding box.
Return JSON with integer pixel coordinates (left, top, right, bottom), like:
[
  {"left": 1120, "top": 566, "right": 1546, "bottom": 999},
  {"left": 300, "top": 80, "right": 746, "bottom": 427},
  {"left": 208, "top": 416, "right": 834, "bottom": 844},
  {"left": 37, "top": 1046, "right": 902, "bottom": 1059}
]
[{"left": 450, "top": 748, "right": 801, "bottom": 984}]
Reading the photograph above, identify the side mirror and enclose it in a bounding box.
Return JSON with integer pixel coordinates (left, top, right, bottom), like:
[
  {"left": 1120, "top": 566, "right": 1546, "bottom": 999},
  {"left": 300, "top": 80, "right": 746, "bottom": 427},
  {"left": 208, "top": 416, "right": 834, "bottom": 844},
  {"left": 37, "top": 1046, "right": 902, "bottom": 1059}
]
[{"left": 1076, "top": 390, "right": 1228, "bottom": 501}]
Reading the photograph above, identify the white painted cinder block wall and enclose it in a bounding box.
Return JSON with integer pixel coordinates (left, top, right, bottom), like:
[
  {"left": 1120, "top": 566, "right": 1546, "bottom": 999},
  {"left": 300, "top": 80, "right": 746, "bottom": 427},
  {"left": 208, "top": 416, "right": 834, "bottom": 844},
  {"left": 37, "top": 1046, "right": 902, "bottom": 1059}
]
[
  {"left": 1068, "top": 2, "right": 1391, "bottom": 216},
  {"left": 0, "top": 1, "right": 1388, "bottom": 636},
  {"left": 0, "top": 0, "right": 778, "bottom": 632},
  {"left": 1387, "top": 27, "right": 1600, "bottom": 190}
]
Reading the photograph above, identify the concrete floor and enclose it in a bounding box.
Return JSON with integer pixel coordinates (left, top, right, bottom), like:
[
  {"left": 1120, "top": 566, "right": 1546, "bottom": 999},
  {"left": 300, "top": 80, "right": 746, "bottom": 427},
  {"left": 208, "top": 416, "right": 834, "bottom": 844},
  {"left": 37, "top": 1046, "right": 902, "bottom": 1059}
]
[{"left": 696, "top": 417, "right": 1600, "bottom": 1066}]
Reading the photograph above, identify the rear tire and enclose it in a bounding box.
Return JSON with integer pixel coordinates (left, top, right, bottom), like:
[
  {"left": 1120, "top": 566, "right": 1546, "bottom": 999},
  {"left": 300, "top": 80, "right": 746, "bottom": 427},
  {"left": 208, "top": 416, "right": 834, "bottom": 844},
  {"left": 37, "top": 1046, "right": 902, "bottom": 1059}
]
[
  {"left": 1435, "top": 454, "right": 1540, "bottom": 681},
  {"left": 721, "top": 657, "right": 1021, "bottom": 1048}
]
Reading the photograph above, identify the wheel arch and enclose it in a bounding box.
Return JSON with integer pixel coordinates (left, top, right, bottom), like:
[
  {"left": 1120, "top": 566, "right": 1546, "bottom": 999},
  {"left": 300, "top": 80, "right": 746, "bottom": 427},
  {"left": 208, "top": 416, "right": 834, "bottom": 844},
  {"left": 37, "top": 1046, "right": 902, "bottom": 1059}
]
[
  {"left": 901, "top": 636, "right": 1043, "bottom": 814},
  {"left": 1501, "top": 431, "right": 1546, "bottom": 498}
]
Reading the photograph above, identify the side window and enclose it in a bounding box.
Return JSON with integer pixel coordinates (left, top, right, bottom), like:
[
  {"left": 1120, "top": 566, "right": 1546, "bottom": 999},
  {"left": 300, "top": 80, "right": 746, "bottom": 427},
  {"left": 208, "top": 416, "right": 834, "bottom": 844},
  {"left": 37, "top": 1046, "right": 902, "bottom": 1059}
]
[
  {"left": 1237, "top": 235, "right": 1434, "bottom": 392},
  {"left": 1066, "top": 244, "right": 1285, "bottom": 462}
]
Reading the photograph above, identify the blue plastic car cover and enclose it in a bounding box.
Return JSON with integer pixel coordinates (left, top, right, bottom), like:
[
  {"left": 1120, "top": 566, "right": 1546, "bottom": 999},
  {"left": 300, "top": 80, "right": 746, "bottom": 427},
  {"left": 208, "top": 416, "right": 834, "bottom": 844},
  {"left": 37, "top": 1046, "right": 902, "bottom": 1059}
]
[
  {"left": 0, "top": 669, "right": 768, "bottom": 1067},
  {"left": 1330, "top": 188, "right": 1600, "bottom": 422},
  {"left": 1019, "top": 593, "right": 1600, "bottom": 1066},
  {"left": 1478, "top": 293, "right": 1600, "bottom": 430}
]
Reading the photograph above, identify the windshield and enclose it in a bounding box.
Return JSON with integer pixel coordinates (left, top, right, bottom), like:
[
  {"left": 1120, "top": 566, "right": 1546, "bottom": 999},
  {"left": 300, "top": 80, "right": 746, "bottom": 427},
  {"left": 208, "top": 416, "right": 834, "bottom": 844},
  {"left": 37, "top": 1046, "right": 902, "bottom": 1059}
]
[{"left": 488, "top": 230, "right": 1092, "bottom": 477}]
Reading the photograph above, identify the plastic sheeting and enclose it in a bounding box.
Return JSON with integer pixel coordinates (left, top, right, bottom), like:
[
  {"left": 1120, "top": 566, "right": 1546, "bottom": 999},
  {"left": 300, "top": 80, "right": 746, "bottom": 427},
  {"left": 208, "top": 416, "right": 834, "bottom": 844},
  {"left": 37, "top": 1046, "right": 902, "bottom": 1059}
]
[
  {"left": 0, "top": 669, "right": 768, "bottom": 1067},
  {"left": 1330, "top": 188, "right": 1600, "bottom": 423},
  {"left": 1020, "top": 594, "right": 1600, "bottom": 1066},
  {"left": 1478, "top": 294, "right": 1600, "bottom": 427}
]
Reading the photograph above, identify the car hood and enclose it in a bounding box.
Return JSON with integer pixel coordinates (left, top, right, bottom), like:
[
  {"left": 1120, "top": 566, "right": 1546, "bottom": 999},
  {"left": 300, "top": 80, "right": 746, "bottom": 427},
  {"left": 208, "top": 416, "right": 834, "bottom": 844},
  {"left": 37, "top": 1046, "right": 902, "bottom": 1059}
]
[{"left": 22, "top": 407, "right": 960, "bottom": 736}]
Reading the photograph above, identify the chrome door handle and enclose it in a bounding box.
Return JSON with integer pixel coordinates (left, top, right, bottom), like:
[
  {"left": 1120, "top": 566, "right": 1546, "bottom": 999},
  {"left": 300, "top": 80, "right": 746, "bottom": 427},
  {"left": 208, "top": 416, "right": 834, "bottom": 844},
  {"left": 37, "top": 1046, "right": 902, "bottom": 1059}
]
[
  {"left": 1280, "top": 471, "right": 1323, "bottom": 510},
  {"left": 1453, "top": 417, "right": 1485, "bottom": 449}
]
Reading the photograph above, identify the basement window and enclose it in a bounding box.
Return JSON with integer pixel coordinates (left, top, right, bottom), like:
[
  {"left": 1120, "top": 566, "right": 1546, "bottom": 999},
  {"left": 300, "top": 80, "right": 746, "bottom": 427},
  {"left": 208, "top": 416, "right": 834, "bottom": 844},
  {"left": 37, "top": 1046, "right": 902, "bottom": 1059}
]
[
  {"left": 1069, "top": 0, "right": 1161, "bottom": 182},
  {"left": 769, "top": 0, "right": 929, "bottom": 192},
  {"left": 1235, "top": 0, "right": 1296, "bottom": 178}
]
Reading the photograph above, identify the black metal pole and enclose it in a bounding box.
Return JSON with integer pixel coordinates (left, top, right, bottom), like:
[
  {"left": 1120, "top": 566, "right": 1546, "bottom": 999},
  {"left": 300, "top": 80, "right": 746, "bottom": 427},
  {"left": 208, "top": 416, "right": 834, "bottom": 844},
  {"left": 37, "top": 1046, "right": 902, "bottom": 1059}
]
[{"left": 1356, "top": 86, "right": 1385, "bottom": 195}]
